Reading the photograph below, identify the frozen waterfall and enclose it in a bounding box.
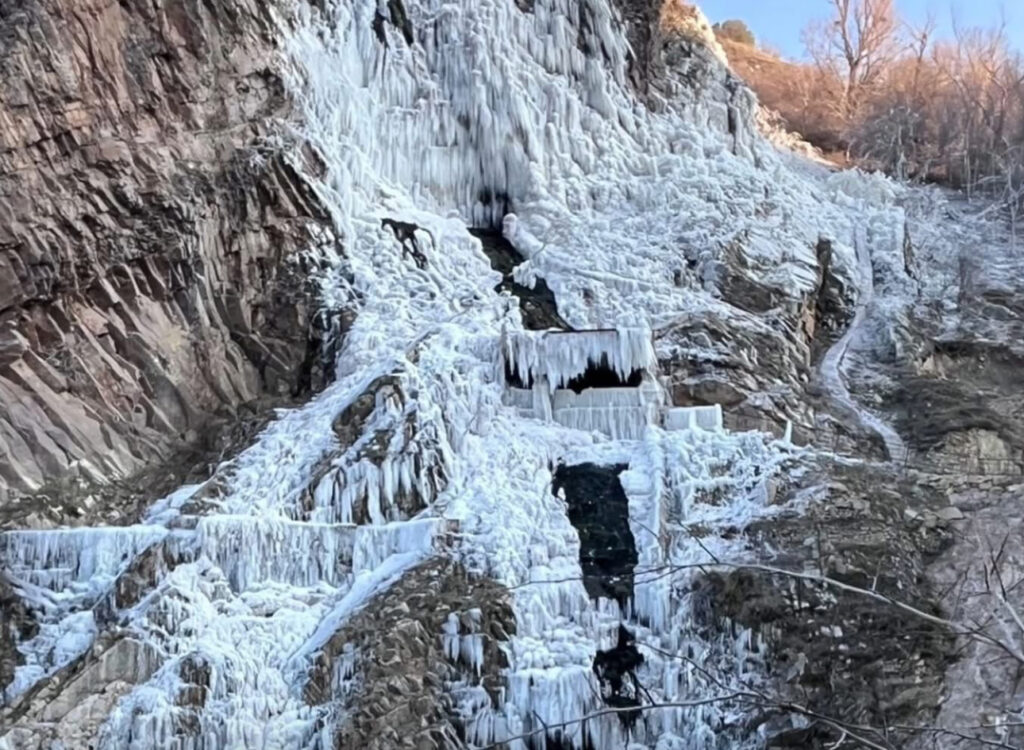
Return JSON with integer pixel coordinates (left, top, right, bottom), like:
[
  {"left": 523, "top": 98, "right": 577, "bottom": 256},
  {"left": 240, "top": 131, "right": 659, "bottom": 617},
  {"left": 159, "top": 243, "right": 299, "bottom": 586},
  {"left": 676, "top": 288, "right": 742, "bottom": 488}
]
[{"left": 0, "top": 0, "right": 891, "bottom": 747}]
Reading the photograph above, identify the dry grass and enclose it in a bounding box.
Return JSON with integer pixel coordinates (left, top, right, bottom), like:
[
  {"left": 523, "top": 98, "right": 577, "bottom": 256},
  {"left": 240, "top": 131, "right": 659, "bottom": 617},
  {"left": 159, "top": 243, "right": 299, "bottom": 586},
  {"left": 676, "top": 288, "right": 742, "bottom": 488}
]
[
  {"left": 719, "top": 38, "right": 849, "bottom": 158},
  {"left": 658, "top": 0, "right": 700, "bottom": 34}
]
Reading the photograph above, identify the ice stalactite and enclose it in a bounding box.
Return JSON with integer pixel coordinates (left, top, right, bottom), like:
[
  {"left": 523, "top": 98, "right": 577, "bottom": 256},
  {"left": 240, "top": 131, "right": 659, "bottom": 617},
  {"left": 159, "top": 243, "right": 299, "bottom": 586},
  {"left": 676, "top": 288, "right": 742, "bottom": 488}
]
[
  {"left": 1, "top": 526, "right": 170, "bottom": 704},
  {"left": 442, "top": 610, "right": 486, "bottom": 675},
  {"left": 502, "top": 328, "right": 657, "bottom": 392},
  {"left": 664, "top": 404, "right": 724, "bottom": 432},
  {"left": 1, "top": 526, "right": 169, "bottom": 593},
  {"left": 500, "top": 328, "right": 663, "bottom": 439},
  {"left": 194, "top": 516, "right": 356, "bottom": 591},
  {"left": 306, "top": 421, "right": 449, "bottom": 525},
  {"left": 2, "top": 611, "right": 98, "bottom": 705},
  {"left": 551, "top": 386, "right": 661, "bottom": 440}
]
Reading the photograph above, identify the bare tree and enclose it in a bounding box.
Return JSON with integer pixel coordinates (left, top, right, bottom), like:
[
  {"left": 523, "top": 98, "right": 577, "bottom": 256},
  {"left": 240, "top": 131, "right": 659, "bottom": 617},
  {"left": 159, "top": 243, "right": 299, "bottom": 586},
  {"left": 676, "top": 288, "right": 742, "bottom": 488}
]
[
  {"left": 850, "top": 16, "right": 936, "bottom": 177},
  {"left": 804, "top": 0, "right": 901, "bottom": 124}
]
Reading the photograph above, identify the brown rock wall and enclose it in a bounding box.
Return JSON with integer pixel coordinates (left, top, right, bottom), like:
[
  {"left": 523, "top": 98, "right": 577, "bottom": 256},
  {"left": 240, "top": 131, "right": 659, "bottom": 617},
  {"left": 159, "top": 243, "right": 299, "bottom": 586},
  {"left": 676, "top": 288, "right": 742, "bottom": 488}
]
[{"left": 0, "top": 0, "right": 337, "bottom": 504}]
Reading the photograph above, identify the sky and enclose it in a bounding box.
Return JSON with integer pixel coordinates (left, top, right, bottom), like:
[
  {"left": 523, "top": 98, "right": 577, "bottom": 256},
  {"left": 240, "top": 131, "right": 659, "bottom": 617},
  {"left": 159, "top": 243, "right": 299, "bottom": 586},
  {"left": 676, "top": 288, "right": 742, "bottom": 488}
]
[{"left": 699, "top": 0, "right": 1024, "bottom": 60}]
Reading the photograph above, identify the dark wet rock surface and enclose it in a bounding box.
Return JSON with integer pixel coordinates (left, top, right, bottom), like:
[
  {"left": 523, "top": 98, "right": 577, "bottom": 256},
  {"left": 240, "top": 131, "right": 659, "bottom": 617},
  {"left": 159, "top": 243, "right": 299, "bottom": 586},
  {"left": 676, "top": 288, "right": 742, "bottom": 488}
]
[
  {"left": 1, "top": 574, "right": 36, "bottom": 699},
  {"left": 884, "top": 374, "right": 1024, "bottom": 455},
  {"left": 593, "top": 624, "right": 644, "bottom": 729},
  {"left": 471, "top": 229, "right": 570, "bottom": 331},
  {"left": 701, "top": 460, "right": 955, "bottom": 747},
  {"left": 554, "top": 463, "right": 637, "bottom": 606}
]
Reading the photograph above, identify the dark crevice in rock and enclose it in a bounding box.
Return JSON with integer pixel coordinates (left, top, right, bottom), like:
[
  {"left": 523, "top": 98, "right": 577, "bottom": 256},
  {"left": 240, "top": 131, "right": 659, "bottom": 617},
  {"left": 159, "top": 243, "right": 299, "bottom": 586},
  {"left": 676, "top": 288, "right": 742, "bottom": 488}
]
[
  {"left": 388, "top": 0, "right": 415, "bottom": 45},
  {"left": 592, "top": 624, "right": 645, "bottom": 731},
  {"left": 1, "top": 573, "right": 37, "bottom": 699},
  {"left": 293, "top": 307, "right": 349, "bottom": 398},
  {"left": 471, "top": 229, "right": 570, "bottom": 331},
  {"left": 503, "top": 356, "right": 643, "bottom": 392},
  {"left": 503, "top": 360, "right": 533, "bottom": 389},
  {"left": 373, "top": 0, "right": 415, "bottom": 48},
  {"left": 553, "top": 463, "right": 637, "bottom": 607},
  {"left": 477, "top": 189, "right": 513, "bottom": 222},
  {"left": 808, "top": 237, "right": 855, "bottom": 363}
]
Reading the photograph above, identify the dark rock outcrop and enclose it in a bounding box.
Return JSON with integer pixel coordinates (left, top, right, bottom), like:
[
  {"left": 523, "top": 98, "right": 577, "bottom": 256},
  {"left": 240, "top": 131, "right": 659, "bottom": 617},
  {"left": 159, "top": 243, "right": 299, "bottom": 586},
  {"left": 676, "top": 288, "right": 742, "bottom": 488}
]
[
  {"left": 701, "top": 461, "right": 955, "bottom": 747},
  {"left": 0, "top": 574, "right": 36, "bottom": 696},
  {"left": 306, "top": 558, "right": 516, "bottom": 750},
  {"left": 554, "top": 463, "right": 637, "bottom": 606},
  {"left": 471, "top": 229, "right": 570, "bottom": 331},
  {"left": 0, "top": 0, "right": 338, "bottom": 507}
]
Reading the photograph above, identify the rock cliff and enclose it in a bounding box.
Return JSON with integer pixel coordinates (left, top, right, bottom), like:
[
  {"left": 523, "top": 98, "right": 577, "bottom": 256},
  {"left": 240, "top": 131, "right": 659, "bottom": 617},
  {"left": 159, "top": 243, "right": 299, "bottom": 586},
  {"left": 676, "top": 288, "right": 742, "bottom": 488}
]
[
  {"left": 3, "top": 1, "right": 1021, "bottom": 749},
  {"left": 0, "top": 0, "right": 337, "bottom": 513}
]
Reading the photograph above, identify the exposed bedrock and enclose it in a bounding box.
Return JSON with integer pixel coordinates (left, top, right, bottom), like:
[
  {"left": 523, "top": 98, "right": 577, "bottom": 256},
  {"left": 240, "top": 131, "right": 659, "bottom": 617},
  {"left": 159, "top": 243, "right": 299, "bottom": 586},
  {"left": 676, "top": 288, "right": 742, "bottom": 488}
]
[
  {"left": 306, "top": 558, "right": 516, "bottom": 750},
  {"left": 0, "top": 0, "right": 339, "bottom": 508},
  {"left": 471, "top": 229, "right": 570, "bottom": 332},
  {"left": 701, "top": 461, "right": 955, "bottom": 748},
  {"left": 613, "top": 0, "right": 757, "bottom": 156},
  {"left": 879, "top": 339, "right": 1024, "bottom": 472}
]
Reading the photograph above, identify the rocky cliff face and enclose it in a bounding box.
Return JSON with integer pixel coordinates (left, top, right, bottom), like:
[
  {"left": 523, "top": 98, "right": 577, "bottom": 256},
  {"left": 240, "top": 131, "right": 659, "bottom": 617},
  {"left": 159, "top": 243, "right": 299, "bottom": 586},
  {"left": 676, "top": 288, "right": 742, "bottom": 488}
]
[
  {"left": 0, "top": 0, "right": 337, "bottom": 514},
  {"left": 4, "top": 1, "right": 1020, "bottom": 749}
]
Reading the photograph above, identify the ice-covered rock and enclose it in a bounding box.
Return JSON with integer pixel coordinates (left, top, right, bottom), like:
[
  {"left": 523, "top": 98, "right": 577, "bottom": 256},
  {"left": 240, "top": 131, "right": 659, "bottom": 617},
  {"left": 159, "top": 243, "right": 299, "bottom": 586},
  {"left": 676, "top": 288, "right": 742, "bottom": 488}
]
[{"left": 1, "top": 0, "right": 927, "bottom": 746}]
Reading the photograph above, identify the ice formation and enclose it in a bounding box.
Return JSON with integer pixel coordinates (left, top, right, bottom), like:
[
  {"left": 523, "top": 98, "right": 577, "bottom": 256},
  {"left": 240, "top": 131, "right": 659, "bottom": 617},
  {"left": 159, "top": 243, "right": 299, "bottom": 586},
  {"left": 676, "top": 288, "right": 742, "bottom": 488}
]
[
  {"left": 0, "top": 0, "right": 922, "bottom": 747},
  {"left": 664, "top": 405, "right": 724, "bottom": 432},
  {"left": 1, "top": 526, "right": 169, "bottom": 704},
  {"left": 500, "top": 329, "right": 664, "bottom": 438},
  {"left": 502, "top": 329, "right": 657, "bottom": 392}
]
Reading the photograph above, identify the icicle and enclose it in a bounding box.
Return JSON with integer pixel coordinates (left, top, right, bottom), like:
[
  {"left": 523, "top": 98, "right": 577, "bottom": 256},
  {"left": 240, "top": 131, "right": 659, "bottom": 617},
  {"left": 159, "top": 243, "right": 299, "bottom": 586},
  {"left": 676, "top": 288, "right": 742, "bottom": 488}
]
[
  {"left": 442, "top": 612, "right": 461, "bottom": 662},
  {"left": 351, "top": 518, "right": 446, "bottom": 573},
  {"left": 501, "top": 328, "right": 656, "bottom": 393},
  {"left": 195, "top": 516, "right": 354, "bottom": 591},
  {"left": 550, "top": 386, "right": 657, "bottom": 439},
  {"left": 0, "top": 525, "right": 168, "bottom": 592},
  {"left": 664, "top": 405, "right": 723, "bottom": 432}
]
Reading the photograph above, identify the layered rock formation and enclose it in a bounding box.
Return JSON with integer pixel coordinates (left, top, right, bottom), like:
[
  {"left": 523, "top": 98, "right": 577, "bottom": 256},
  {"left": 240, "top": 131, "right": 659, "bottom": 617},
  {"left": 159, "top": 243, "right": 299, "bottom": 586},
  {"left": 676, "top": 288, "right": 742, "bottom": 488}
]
[{"left": 0, "top": 0, "right": 337, "bottom": 511}]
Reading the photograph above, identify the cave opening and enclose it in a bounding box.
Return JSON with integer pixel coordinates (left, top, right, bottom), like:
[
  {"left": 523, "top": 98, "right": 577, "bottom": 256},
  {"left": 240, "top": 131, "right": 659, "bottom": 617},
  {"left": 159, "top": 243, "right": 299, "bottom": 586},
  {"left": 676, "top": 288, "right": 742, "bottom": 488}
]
[
  {"left": 476, "top": 189, "right": 513, "bottom": 226},
  {"left": 504, "top": 354, "right": 644, "bottom": 392},
  {"left": 563, "top": 358, "right": 644, "bottom": 393}
]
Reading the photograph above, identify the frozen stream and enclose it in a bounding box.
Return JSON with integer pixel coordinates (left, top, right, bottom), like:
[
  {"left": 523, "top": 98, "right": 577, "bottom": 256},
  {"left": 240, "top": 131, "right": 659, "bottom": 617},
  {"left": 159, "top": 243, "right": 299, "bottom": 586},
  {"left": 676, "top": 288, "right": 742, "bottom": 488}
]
[{"left": 818, "top": 228, "right": 907, "bottom": 461}]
